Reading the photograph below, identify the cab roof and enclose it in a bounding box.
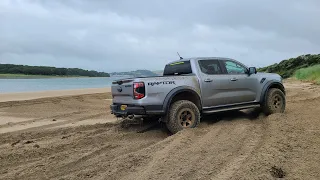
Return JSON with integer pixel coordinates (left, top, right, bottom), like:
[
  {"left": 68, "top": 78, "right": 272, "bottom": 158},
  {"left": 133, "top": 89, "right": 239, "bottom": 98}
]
[{"left": 166, "top": 57, "right": 235, "bottom": 65}]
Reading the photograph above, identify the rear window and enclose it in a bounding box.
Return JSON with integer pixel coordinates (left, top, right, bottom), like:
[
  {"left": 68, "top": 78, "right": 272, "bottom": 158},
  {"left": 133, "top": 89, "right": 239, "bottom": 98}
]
[
  {"left": 198, "top": 60, "right": 222, "bottom": 74},
  {"left": 163, "top": 61, "right": 193, "bottom": 76}
]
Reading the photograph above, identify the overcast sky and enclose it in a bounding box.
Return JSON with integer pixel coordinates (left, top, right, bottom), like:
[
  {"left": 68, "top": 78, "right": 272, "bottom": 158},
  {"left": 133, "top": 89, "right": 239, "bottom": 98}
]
[{"left": 1, "top": 0, "right": 320, "bottom": 72}]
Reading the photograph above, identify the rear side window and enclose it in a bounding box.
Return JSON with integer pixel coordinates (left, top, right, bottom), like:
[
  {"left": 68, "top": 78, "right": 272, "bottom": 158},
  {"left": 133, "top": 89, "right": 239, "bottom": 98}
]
[
  {"left": 198, "top": 60, "right": 222, "bottom": 75},
  {"left": 163, "top": 61, "right": 193, "bottom": 76}
]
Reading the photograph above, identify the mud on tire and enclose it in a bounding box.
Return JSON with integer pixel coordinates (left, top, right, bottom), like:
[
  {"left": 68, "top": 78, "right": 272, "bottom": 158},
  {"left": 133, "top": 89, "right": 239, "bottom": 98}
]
[
  {"left": 262, "top": 88, "right": 286, "bottom": 115},
  {"left": 166, "top": 100, "right": 201, "bottom": 134}
]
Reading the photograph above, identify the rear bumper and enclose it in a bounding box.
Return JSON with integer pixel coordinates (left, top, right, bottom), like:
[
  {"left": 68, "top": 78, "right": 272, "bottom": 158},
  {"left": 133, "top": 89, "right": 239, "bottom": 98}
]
[
  {"left": 110, "top": 104, "right": 164, "bottom": 117},
  {"left": 110, "top": 104, "right": 146, "bottom": 116}
]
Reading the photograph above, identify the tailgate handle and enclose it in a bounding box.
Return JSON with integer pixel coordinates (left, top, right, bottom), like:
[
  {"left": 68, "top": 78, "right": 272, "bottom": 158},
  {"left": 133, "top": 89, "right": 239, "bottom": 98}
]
[
  {"left": 230, "top": 78, "right": 238, "bottom": 81},
  {"left": 204, "top": 79, "right": 213, "bottom": 82}
]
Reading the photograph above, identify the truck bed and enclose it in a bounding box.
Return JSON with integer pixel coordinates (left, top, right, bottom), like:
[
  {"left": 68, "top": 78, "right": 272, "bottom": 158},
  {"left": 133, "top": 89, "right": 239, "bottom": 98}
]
[{"left": 111, "top": 74, "right": 200, "bottom": 116}]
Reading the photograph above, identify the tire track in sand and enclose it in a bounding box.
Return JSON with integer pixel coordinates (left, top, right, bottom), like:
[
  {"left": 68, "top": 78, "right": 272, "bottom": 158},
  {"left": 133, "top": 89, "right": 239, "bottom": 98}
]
[
  {"left": 0, "top": 111, "right": 85, "bottom": 129},
  {"left": 113, "top": 119, "right": 264, "bottom": 180},
  {"left": 210, "top": 123, "right": 264, "bottom": 180},
  {"left": 4, "top": 113, "right": 107, "bottom": 134}
]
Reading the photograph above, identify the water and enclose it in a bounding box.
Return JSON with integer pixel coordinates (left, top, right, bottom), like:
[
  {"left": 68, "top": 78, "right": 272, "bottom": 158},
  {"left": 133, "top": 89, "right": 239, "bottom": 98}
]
[{"left": 0, "top": 77, "right": 126, "bottom": 93}]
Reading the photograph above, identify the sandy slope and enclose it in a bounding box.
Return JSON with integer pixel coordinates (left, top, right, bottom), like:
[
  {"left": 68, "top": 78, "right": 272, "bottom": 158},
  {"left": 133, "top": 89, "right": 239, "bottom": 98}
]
[{"left": 0, "top": 79, "right": 319, "bottom": 180}]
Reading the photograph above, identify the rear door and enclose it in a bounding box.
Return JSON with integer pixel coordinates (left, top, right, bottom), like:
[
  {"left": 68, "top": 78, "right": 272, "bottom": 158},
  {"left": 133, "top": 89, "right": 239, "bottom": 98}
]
[{"left": 198, "top": 59, "right": 234, "bottom": 107}]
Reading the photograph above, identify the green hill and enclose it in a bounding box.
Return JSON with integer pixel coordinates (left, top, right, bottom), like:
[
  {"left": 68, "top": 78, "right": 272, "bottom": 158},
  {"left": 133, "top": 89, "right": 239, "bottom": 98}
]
[
  {"left": 258, "top": 54, "right": 320, "bottom": 78},
  {"left": 0, "top": 64, "right": 110, "bottom": 77},
  {"left": 295, "top": 64, "right": 320, "bottom": 84}
]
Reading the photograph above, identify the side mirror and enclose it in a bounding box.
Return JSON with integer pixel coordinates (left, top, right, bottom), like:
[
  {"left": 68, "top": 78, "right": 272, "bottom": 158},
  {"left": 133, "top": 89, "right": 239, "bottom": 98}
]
[{"left": 248, "top": 67, "right": 257, "bottom": 75}]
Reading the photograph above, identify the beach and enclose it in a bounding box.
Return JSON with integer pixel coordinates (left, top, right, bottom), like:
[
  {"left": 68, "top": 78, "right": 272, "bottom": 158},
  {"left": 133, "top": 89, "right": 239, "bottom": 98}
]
[
  {"left": 0, "top": 88, "right": 111, "bottom": 103},
  {"left": 0, "top": 79, "right": 320, "bottom": 179},
  {"left": 0, "top": 88, "right": 114, "bottom": 134}
]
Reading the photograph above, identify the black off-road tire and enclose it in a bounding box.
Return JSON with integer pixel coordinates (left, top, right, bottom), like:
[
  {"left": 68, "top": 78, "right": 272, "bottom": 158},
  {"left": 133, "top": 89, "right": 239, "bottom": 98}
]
[
  {"left": 166, "top": 100, "right": 201, "bottom": 134},
  {"left": 262, "top": 88, "right": 286, "bottom": 115}
]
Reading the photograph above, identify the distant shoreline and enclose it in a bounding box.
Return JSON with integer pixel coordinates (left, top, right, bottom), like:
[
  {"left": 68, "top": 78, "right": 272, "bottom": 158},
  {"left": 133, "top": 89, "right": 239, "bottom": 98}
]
[
  {"left": 0, "top": 74, "right": 110, "bottom": 79},
  {"left": 0, "top": 76, "right": 116, "bottom": 94},
  {"left": 0, "top": 64, "right": 110, "bottom": 77}
]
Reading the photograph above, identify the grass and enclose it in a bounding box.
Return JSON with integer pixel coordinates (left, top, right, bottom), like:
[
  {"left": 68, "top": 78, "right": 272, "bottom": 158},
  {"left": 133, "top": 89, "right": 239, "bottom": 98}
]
[
  {"left": 0, "top": 74, "right": 90, "bottom": 79},
  {"left": 294, "top": 64, "right": 320, "bottom": 85}
]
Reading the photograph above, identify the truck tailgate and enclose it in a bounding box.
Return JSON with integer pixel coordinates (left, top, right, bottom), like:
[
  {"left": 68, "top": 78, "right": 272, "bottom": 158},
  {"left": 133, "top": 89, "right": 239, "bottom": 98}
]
[{"left": 111, "top": 79, "right": 134, "bottom": 99}]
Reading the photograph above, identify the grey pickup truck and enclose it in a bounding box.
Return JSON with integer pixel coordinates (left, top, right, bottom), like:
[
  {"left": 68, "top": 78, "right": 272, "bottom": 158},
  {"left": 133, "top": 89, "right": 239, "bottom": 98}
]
[{"left": 110, "top": 57, "right": 286, "bottom": 133}]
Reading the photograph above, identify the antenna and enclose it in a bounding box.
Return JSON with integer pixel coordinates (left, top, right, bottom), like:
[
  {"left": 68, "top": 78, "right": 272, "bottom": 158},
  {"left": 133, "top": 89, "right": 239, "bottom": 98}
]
[{"left": 177, "top": 52, "right": 183, "bottom": 60}]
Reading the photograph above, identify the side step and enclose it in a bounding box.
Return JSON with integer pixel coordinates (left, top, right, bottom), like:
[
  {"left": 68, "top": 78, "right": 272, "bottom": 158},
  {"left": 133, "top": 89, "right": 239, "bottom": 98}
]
[{"left": 202, "top": 103, "right": 260, "bottom": 114}]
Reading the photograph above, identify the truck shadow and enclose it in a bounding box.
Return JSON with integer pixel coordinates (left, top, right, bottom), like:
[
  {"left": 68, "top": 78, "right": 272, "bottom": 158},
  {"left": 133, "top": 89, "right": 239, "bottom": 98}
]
[
  {"left": 119, "top": 117, "right": 169, "bottom": 134},
  {"left": 201, "top": 107, "right": 264, "bottom": 125}
]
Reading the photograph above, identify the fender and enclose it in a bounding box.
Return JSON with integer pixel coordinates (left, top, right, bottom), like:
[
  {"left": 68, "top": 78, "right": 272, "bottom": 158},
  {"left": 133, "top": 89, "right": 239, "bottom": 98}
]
[
  {"left": 162, "top": 86, "right": 202, "bottom": 114},
  {"left": 260, "top": 80, "right": 285, "bottom": 103}
]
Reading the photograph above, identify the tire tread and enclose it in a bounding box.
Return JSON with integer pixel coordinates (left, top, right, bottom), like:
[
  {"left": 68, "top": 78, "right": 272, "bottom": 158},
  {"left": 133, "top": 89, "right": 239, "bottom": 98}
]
[
  {"left": 166, "top": 100, "right": 200, "bottom": 134},
  {"left": 262, "top": 88, "right": 286, "bottom": 115}
]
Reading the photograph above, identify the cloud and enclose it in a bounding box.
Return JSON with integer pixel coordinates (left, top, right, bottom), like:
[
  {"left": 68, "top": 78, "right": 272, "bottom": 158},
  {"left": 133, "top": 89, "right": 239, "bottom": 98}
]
[{"left": 1, "top": 0, "right": 320, "bottom": 72}]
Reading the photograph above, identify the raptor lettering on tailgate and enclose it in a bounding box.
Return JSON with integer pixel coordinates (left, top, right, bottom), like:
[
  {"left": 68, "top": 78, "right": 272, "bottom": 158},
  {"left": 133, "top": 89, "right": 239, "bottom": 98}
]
[{"left": 148, "top": 81, "right": 176, "bottom": 86}]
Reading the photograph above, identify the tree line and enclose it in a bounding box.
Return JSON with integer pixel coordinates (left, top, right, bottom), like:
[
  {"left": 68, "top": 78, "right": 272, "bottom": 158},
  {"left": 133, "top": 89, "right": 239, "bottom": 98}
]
[
  {"left": 258, "top": 54, "right": 320, "bottom": 78},
  {"left": 0, "top": 64, "right": 110, "bottom": 77}
]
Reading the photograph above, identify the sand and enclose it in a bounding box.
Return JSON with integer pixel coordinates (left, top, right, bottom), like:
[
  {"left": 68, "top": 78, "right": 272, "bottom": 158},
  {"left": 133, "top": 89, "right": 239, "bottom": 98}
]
[{"left": 0, "top": 79, "right": 319, "bottom": 180}]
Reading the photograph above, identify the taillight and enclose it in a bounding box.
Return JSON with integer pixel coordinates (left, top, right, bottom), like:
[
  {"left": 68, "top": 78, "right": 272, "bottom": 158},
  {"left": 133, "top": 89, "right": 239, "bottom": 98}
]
[{"left": 133, "top": 82, "right": 145, "bottom": 99}]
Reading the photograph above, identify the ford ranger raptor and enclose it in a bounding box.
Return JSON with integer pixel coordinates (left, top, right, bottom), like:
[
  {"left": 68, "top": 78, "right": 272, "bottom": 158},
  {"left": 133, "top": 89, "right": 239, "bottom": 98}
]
[{"left": 110, "top": 57, "right": 286, "bottom": 133}]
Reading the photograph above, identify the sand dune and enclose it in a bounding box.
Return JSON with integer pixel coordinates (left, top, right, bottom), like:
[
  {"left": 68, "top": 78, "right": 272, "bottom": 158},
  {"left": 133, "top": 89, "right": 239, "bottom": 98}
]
[{"left": 0, "top": 79, "right": 319, "bottom": 179}]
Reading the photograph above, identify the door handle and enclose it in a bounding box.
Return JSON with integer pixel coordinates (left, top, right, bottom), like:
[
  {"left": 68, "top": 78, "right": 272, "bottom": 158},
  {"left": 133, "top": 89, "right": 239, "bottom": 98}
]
[
  {"left": 230, "top": 78, "right": 238, "bottom": 81},
  {"left": 204, "top": 79, "right": 213, "bottom": 82}
]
